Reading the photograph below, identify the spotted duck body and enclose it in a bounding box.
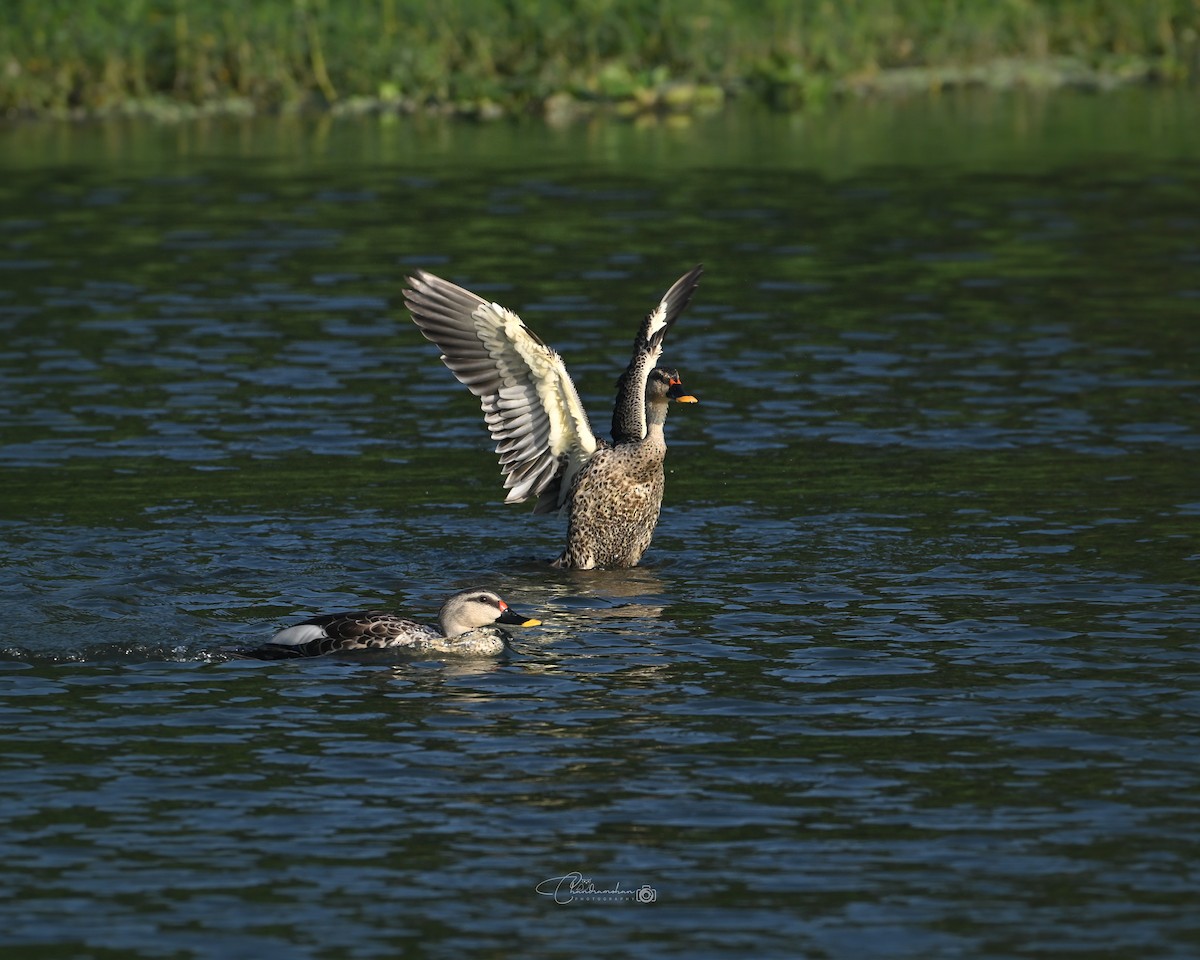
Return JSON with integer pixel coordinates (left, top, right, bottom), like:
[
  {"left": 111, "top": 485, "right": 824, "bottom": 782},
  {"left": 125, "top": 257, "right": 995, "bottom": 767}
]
[
  {"left": 233, "top": 589, "right": 540, "bottom": 660},
  {"left": 555, "top": 368, "right": 695, "bottom": 569},
  {"left": 403, "top": 266, "right": 702, "bottom": 570}
]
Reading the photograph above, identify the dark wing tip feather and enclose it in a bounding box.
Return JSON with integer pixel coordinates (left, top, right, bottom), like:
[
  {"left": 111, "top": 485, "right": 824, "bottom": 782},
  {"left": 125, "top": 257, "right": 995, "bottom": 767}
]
[
  {"left": 661, "top": 263, "right": 704, "bottom": 316},
  {"left": 231, "top": 643, "right": 310, "bottom": 661},
  {"left": 644, "top": 263, "right": 703, "bottom": 350},
  {"left": 403, "top": 272, "right": 486, "bottom": 323},
  {"left": 403, "top": 270, "right": 553, "bottom": 352}
]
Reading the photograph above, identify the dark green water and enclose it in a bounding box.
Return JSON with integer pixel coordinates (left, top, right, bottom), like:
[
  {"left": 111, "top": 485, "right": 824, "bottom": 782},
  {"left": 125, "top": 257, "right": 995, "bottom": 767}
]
[{"left": 1, "top": 89, "right": 1198, "bottom": 958}]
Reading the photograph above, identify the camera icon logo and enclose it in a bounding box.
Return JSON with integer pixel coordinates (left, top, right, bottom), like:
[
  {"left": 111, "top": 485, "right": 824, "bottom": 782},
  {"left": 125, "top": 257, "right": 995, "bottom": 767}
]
[{"left": 635, "top": 884, "right": 657, "bottom": 904}]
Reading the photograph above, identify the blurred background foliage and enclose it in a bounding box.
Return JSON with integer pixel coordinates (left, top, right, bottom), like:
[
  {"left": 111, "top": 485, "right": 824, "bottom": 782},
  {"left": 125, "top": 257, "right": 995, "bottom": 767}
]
[{"left": 1, "top": 0, "right": 1197, "bottom": 118}]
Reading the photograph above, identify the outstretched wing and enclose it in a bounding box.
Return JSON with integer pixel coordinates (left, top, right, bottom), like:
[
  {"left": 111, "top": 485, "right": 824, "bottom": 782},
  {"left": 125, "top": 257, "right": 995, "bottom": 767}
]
[
  {"left": 403, "top": 270, "right": 598, "bottom": 510},
  {"left": 611, "top": 265, "right": 703, "bottom": 444}
]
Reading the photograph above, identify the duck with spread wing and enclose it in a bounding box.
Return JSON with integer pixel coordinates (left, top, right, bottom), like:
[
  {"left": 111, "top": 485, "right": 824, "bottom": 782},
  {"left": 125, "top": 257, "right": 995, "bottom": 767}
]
[{"left": 403, "top": 266, "right": 702, "bottom": 570}]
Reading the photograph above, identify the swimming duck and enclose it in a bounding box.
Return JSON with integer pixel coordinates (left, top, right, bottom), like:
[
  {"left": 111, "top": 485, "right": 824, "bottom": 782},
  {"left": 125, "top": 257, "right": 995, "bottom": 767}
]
[
  {"left": 233, "top": 589, "right": 541, "bottom": 660},
  {"left": 403, "top": 266, "right": 702, "bottom": 569}
]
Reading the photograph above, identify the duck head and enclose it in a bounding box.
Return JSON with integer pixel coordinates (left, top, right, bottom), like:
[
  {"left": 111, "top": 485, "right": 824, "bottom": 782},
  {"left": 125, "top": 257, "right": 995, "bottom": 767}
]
[{"left": 438, "top": 589, "right": 542, "bottom": 637}]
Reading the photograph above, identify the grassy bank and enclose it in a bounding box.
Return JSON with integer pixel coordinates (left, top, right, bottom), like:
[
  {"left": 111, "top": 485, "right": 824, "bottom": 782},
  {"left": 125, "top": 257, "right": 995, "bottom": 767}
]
[{"left": 2, "top": 0, "right": 1197, "bottom": 121}]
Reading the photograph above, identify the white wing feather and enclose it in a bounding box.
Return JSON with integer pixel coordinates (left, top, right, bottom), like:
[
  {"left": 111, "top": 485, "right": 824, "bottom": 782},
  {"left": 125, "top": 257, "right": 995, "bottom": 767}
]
[
  {"left": 404, "top": 272, "right": 598, "bottom": 509},
  {"left": 269, "top": 623, "right": 327, "bottom": 646}
]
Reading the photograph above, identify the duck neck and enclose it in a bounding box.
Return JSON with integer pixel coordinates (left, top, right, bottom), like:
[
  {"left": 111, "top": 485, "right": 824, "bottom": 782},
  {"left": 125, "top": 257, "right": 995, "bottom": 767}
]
[
  {"left": 438, "top": 606, "right": 467, "bottom": 638},
  {"left": 644, "top": 399, "right": 669, "bottom": 442}
]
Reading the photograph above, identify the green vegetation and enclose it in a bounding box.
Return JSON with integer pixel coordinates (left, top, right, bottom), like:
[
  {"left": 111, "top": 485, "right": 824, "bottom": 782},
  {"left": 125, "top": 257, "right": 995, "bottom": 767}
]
[{"left": 1, "top": 0, "right": 1196, "bottom": 121}]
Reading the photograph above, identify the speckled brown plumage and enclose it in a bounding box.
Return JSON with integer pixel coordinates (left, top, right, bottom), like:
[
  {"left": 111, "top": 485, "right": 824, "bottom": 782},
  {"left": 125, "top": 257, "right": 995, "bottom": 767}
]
[{"left": 553, "top": 368, "right": 695, "bottom": 569}]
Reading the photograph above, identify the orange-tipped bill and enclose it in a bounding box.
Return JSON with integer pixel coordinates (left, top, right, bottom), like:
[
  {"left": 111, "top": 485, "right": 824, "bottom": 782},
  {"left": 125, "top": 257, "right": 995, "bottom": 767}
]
[
  {"left": 667, "top": 377, "right": 698, "bottom": 403},
  {"left": 497, "top": 603, "right": 542, "bottom": 627}
]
